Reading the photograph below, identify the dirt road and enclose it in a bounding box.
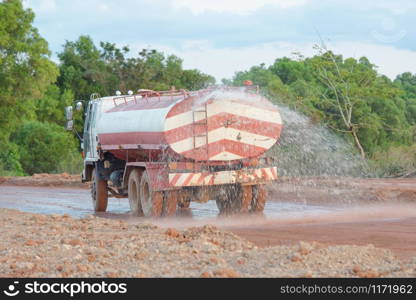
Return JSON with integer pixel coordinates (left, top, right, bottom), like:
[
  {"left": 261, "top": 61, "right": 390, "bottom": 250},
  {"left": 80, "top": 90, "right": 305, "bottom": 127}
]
[
  {"left": 0, "top": 176, "right": 415, "bottom": 262},
  {"left": 227, "top": 216, "right": 416, "bottom": 260}
]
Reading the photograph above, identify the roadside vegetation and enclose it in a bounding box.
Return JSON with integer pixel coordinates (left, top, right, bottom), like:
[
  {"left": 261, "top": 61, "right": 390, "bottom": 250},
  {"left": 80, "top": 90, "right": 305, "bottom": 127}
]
[{"left": 1, "top": 0, "right": 415, "bottom": 177}]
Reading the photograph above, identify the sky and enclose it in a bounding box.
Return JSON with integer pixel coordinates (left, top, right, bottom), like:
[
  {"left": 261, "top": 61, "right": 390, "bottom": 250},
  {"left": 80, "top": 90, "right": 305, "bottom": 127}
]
[{"left": 23, "top": 0, "right": 416, "bottom": 81}]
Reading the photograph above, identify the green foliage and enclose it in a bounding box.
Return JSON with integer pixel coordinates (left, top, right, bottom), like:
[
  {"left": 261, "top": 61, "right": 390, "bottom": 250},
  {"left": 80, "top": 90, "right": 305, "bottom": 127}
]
[
  {"left": 10, "top": 121, "right": 80, "bottom": 175},
  {"left": 57, "top": 37, "right": 216, "bottom": 100},
  {"left": 34, "top": 85, "right": 74, "bottom": 125},
  {"left": 54, "top": 149, "right": 83, "bottom": 175},
  {"left": 0, "top": 142, "right": 24, "bottom": 176},
  {"left": 394, "top": 72, "right": 416, "bottom": 125},
  {"left": 58, "top": 36, "right": 110, "bottom": 100},
  {"left": 0, "top": 0, "right": 59, "bottom": 174},
  {"left": 269, "top": 56, "right": 311, "bottom": 84},
  {"left": 0, "top": 0, "right": 58, "bottom": 138},
  {"left": 233, "top": 64, "right": 276, "bottom": 87},
  {"left": 181, "top": 69, "right": 216, "bottom": 90}
]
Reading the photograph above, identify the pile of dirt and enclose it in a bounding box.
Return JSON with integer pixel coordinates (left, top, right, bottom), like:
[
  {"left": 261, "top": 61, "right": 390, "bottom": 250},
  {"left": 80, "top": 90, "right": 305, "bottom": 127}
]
[
  {"left": 0, "top": 173, "right": 86, "bottom": 188},
  {"left": 0, "top": 208, "right": 414, "bottom": 278}
]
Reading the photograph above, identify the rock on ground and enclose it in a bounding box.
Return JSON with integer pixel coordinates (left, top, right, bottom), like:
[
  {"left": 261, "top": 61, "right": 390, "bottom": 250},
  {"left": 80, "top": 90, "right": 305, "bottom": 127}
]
[{"left": 0, "top": 208, "right": 414, "bottom": 278}]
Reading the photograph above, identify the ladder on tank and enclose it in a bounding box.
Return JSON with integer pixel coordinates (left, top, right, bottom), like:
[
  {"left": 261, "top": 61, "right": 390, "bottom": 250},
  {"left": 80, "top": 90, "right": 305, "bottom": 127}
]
[{"left": 192, "top": 103, "right": 209, "bottom": 161}]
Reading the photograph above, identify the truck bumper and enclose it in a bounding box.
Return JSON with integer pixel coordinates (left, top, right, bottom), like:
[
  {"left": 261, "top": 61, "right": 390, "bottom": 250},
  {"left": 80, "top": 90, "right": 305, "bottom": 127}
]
[{"left": 168, "top": 166, "right": 277, "bottom": 187}]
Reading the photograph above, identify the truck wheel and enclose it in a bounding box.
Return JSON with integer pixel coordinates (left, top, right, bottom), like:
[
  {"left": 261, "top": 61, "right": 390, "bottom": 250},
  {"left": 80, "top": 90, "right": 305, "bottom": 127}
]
[
  {"left": 215, "top": 198, "right": 228, "bottom": 215},
  {"left": 140, "top": 171, "right": 163, "bottom": 217},
  {"left": 91, "top": 168, "right": 108, "bottom": 212},
  {"left": 240, "top": 185, "right": 252, "bottom": 213},
  {"left": 178, "top": 200, "right": 190, "bottom": 209},
  {"left": 177, "top": 191, "right": 191, "bottom": 209},
  {"left": 163, "top": 191, "right": 178, "bottom": 217},
  {"left": 251, "top": 185, "right": 266, "bottom": 213},
  {"left": 128, "top": 169, "right": 144, "bottom": 216},
  {"left": 216, "top": 185, "right": 243, "bottom": 215}
]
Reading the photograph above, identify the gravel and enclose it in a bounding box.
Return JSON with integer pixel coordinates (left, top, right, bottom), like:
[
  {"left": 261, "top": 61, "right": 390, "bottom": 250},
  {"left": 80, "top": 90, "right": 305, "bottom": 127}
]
[{"left": 0, "top": 208, "right": 414, "bottom": 278}]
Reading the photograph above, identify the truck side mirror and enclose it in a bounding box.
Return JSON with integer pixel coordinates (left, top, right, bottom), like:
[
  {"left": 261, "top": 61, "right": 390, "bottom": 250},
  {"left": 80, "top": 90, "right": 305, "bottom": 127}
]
[
  {"left": 65, "top": 106, "right": 73, "bottom": 121},
  {"left": 65, "top": 120, "right": 74, "bottom": 131},
  {"left": 76, "top": 101, "right": 83, "bottom": 111}
]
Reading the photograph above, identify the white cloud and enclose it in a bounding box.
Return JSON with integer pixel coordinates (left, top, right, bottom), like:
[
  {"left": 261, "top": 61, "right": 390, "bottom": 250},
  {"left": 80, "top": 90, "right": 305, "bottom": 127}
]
[{"left": 172, "top": 0, "right": 309, "bottom": 15}]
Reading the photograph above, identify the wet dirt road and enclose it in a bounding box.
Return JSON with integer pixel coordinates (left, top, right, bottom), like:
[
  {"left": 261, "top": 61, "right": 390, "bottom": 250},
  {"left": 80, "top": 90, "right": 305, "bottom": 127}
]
[{"left": 0, "top": 183, "right": 415, "bottom": 259}]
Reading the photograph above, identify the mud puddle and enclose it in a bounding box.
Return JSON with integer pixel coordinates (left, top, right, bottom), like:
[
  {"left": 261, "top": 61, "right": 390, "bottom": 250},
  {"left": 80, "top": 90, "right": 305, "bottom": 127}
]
[{"left": 0, "top": 185, "right": 342, "bottom": 221}]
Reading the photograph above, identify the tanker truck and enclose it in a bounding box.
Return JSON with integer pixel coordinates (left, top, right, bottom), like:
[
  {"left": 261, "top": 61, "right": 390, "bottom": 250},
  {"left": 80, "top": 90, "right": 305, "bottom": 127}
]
[{"left": 65, "top": 86, "right": 282, "bottom": 217}]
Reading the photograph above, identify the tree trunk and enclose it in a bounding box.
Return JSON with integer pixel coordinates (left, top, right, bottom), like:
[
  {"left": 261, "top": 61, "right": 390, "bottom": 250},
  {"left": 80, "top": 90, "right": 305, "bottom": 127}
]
[{"left": 351, "top": 128, "right": 365, "bottom": 159}]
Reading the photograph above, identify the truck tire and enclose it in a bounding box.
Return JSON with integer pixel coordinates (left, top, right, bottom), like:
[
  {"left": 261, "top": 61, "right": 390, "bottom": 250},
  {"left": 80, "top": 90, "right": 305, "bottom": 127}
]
[
  {"left": 240, "top": 185, "right": 252, "bottom": 213},
  {"left": 216, "top": 184, "right": 266, "bottom": 215},
  {"left": 251, "top": 185, "right": 266, "bottom": 213},
  {"left": 178, "top": 200, "right": 190, "bottom": 209},
  {"left": 91, "top": 168, "right": 108, "bottom": 212},
  {"left": 139, "top": 170, "right": 163, "bottom": 217},
  {"left": 128, "top": 169, "right": 144, "bottom": 216},
  {"left": 216, "top": 184, "right": 243, "bottom": 215},
  {"left": 177, "top": 190, "right": 191, "bottom": 209},
  {"left": 163, "top": 191, "right": 178, "bottom": 217}
]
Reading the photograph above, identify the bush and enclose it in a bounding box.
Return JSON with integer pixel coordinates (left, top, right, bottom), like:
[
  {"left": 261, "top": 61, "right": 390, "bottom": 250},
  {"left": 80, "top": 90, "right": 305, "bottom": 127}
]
[
  {"left": 0, "top": 142, "right": 24, "bottom": 176},
  {"left": 55, "top": 150, "right": 83, "bottom": 175},
  {"left": 370, "top": 145, "right": 416, "bottom": 177},
  {"left": 11, "top": 121, "right": 81, "bottom": 175}
]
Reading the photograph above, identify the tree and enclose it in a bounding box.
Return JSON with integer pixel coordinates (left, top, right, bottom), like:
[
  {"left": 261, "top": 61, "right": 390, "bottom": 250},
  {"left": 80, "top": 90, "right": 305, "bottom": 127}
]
[
  {"left": 100, "top": 41, "right": 129, "bottom": 92},
  {"left": 57, "top": 39, "right": 216, "bottom": 99},
  {"left": 269, "top": 56, "right": 311, "bottom": 85},
  {"left": 306, "top": 48, "right": 379, "bottom": 158},
  {"left": 181, "top": 69, "right": 215, "bottom": 90},
  {"left": 58, "top": 35, "right": 111, "bottom": 100},
  {"left": 233, "top": 64, "right": 276, "bottom": 87},
  {"left": 11, "top": 121, "right": 79, "bottom": 175},
  {"left": 394, "top": 72, "right": 416, "bottom": 125},
  {"left": 34, "top": 85, "right": 74, "bottom": 126},
  {"left": 0, "top": 0, "right": 58, "bottom": 173}
]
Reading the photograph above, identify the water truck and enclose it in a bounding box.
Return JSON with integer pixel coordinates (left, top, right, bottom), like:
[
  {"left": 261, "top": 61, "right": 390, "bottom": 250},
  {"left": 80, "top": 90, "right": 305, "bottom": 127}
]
[{"left": 65, "top": 86, "right": 282, "bottom": 217}]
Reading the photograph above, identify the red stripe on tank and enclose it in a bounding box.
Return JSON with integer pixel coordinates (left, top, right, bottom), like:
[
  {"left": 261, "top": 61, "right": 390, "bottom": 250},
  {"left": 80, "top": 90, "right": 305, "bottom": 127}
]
[
  {"left": 179, "top": 140, "right": 267, "bottom": 161},
  {"left": 164, "top": 113, "right": 282, "bottom": 144}
]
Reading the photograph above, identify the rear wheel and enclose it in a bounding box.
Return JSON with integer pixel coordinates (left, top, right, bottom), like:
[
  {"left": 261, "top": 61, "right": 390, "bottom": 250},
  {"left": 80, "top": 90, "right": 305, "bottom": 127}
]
[
  {"left": 177, "top": 191, "right": 191, "bottom": 209},
  {"left": 251, "top": 185, "right": 266, "bottom": 213},
  {"left": 163, "top": 191, "right": 178, "bottom": 217},
  {"left": 128, "top": 169, "right": 144, "bottom": 216},
  {"left": 240, "top": 185, "right": 252, "bottom": 213},
  {"left": 178, "top": 200, "right": 190, "bottom": 209},
  {"left": 140, "top": 170, "right": 163, "bottom": 217},
  {"left": 216, "top": 185, "right": 243, "bottom": 215},
  {"left": 215, "top": 184, "right": 266, "bottom": 215},
  {"left": 91, "top": 168, "right": 108, "bottom": 212}
]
